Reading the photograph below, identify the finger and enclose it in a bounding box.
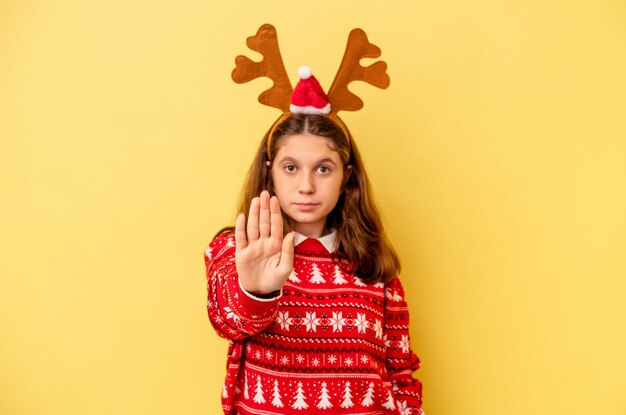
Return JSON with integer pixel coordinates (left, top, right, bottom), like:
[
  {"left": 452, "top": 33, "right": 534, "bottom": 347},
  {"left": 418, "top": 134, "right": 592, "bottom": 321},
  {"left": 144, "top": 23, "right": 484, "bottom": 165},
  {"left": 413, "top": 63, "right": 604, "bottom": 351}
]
[
  {"left": 278, "top": 231, "right": 295, "bottom": 273},
  {"left": 269, "top": 195, "right": 284, "bottom": 241},
  {"left": 247, "top": 197, "right": 260, "bottom": 242},
  {"left": 259, "top": 190, "right": 271, "bottom": 238},
  {"left": 234, "top": 213, "right": 247, "bottom": 252}
]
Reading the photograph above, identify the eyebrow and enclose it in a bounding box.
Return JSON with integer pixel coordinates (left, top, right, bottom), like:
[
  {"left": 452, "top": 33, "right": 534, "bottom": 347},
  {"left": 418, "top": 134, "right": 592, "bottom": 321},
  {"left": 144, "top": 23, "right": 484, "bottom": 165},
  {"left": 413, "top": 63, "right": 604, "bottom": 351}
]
[{"left": 277, "top": 156, "right": 338, "bottom": 166}]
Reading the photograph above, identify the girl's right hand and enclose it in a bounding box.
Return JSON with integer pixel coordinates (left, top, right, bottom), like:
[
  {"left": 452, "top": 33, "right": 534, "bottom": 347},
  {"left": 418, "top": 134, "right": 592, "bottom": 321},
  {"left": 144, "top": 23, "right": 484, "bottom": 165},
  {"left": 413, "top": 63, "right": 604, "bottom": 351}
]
[{"left": 235, "top": 190, "right": 295, "bottom": 296}]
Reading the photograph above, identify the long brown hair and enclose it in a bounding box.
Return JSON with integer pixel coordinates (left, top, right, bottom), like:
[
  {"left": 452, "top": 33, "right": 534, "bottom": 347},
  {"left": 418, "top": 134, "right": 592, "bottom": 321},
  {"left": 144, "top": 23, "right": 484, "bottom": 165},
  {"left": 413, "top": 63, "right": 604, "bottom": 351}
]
[{"left": 218, "top": 113, "right": 400, "bottom": 283}]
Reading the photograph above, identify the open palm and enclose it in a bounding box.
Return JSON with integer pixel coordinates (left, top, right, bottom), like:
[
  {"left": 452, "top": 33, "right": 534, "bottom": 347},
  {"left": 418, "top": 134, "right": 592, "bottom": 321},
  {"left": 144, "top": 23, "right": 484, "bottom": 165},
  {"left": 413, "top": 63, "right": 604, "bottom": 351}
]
[{"left": 235, "top": 190, "right": 295, "bottom": 296}]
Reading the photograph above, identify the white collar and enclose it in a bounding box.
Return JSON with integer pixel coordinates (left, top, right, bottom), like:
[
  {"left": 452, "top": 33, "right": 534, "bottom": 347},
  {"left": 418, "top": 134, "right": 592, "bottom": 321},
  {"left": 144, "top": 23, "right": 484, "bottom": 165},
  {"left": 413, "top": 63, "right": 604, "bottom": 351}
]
[{"left": 294, "top": 229, "right": 337, "bottom": 253}]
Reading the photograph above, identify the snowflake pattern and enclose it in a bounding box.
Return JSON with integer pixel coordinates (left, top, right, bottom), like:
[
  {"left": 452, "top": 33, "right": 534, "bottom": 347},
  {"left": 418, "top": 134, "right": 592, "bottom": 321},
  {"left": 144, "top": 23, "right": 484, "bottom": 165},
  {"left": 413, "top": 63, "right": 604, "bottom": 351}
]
[
  {"left": 303, "top": 312, "right": 320, "bottom": 332},
  {"left": 372, "top": 319, "right": 384, "bottom": 340},
  {"left": 277, "top": 311, "right": 293, "bottom": 331},
  {"left": 329, "top": 311, "right": 346, "bottom": 332},
  {"left": 400, "top": 334, "right": 410, "bottom": 354},
  {"left": 397, "top": 399, "right": 412, "bottom": 415},
  {"left": 354, "top": 313, "right": 368, "bottom": 333},
  {"left": 384, "top": 334, "right": 392, "bottom": 348},
  {"left": 224, "top": 307, "right": 240, "bottom": 324}
]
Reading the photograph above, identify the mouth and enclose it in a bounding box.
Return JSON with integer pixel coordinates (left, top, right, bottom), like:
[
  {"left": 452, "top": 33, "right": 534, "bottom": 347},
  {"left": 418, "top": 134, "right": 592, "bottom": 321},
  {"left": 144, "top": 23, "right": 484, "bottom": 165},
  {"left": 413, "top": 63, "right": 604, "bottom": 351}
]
[{"left": 294, "top": 203, "right": 319, "bottom": 212}]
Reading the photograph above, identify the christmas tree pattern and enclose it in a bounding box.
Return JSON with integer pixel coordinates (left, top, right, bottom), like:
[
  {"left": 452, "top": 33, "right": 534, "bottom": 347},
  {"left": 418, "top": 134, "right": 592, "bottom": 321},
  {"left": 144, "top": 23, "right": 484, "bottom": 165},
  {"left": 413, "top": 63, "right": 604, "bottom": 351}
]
[
  {"left": 288, "top": 269, "right": 301, "bottom": 283},
  {"left": 340, "top": 381, "right": 354, "bottom": 409},
  {"left": 291, "top": 381, "right": 309, "bottom": 410},
  {"left": 309, "top": 263, "right": 326, "bottom": 283},
  {"left": 361, "top": 381, "right": 375, "bottom": 407},
  {"left": 382, "top": 389, "right": 396, "bottom": 409},
  {"left": 271, "top": 380, "right": 284, "bottom": 408},
  {"left": 253, "top": 375, "right": 265, "bottom": 404},
  {"left": 332, "top": 264, "right": 348, "bottom": 284},
  {"left": 354, "top": 276, "right": 367, "bottom": 286},
  {"left": 243, "top": 372, "right": 249, "bottom": 399},
  {"left": 316, "top": 382, "right": 333, "bottom": 409},
  {"left": 386, "top": 287, "right": 404, "bottom": 302},
  {"left": 225, "top": 237, "right": 235, "bottom": 248}
]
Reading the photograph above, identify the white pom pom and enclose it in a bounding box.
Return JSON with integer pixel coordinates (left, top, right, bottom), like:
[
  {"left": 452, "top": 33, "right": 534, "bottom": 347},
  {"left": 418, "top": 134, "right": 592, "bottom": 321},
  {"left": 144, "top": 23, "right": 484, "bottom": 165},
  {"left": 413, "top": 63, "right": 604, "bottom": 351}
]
[{"left": 297, "top": 66, "right": 312, "bottom": 79}]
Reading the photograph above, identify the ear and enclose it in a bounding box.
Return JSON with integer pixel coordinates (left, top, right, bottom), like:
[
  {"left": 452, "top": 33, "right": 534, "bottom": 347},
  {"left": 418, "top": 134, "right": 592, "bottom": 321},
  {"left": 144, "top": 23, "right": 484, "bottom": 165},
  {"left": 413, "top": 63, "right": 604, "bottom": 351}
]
[{"left": 265, "top": 160, "right": 271, "bottom": 167}]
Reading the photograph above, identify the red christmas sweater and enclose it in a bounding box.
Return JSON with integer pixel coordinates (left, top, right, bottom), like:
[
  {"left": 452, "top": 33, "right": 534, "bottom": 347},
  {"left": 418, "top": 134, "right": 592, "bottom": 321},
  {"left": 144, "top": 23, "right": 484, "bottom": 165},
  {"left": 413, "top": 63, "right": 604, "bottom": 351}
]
[{"left": 205, "top": 230, "right": 424, "bottom": 415}]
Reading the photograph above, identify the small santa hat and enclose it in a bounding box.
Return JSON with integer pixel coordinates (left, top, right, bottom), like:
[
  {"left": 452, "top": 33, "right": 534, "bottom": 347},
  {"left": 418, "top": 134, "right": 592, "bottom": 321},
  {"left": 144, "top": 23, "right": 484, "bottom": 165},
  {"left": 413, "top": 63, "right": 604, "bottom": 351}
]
[{"left": 289, "top": 66, "right": 331, "bottom": 115}]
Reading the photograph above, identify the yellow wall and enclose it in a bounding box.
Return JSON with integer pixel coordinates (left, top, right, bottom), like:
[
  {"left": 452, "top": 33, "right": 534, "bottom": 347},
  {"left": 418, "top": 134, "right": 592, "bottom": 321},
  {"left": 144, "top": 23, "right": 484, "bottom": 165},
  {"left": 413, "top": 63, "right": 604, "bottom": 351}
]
[{"left": 2, "top": 1, "right": 625, "bottom": 414}]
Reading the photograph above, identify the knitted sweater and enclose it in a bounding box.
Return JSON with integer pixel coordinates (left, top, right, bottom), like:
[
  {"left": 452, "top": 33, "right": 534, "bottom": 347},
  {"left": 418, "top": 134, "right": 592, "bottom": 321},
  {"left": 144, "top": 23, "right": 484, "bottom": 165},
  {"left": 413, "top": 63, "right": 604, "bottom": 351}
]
[{"left": 205, "top": 231, "right": 424, "bottom": 415}]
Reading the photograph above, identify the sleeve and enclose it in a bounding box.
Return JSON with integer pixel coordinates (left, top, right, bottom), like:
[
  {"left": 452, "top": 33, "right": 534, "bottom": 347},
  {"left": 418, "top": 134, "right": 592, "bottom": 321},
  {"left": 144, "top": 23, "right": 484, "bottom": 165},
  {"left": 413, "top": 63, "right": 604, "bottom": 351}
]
[
  {"left": 204, "top": 232, "right": 282, "bottom": 341},
  {"left": 383, "top": 277, "right": 424, "bottom": 415}
]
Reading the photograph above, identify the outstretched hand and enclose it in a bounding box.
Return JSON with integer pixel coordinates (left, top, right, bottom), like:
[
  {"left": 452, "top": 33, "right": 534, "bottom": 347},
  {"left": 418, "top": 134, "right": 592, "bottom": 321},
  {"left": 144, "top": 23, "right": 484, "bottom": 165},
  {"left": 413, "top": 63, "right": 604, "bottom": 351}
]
[{"left": 235, "top": 190, "right": 295, "bottom": 296}]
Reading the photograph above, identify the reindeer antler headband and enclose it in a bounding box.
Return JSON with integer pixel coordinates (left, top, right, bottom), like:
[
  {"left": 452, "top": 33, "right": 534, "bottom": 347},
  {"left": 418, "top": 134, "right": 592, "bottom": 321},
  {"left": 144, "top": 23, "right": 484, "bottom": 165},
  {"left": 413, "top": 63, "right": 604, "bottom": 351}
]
[{"left": 232, "top": 24, "right": 390, "bottom": 158}]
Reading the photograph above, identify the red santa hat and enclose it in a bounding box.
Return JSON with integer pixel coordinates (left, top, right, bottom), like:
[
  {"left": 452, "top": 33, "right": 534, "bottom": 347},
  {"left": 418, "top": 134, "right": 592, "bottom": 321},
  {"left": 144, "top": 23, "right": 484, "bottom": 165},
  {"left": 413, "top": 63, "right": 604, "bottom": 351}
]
[{"left": 289, "top": 66, "right": 331, "bottom": 115}]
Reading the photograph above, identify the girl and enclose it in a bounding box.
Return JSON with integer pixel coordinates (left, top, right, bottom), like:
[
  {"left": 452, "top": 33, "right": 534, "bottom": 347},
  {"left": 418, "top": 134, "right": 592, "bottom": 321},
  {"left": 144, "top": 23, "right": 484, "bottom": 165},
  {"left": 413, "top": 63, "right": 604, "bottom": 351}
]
[
  {"left": 205, "top": 115, "right": 424, "bottom": 415},
  {"left": 205, "top": 24, "right": 423, "bottom": 415}
]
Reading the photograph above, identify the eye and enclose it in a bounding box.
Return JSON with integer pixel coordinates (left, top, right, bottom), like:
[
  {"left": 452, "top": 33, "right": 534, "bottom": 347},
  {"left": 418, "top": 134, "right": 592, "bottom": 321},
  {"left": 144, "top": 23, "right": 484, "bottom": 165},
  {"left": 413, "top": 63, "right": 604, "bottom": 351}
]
[
  {"left": 317, "top": 165, "right": 331, "bottom": 174},
  {"left": 284, "top": 164, "right": 297, "bottom": 173}
]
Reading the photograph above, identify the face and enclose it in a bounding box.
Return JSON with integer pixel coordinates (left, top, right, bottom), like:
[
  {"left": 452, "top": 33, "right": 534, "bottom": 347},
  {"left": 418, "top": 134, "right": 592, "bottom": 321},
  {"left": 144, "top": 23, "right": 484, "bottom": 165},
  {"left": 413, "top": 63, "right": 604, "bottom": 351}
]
[{"left": 271, "top": 133, "right": 347, "bottom": 238}]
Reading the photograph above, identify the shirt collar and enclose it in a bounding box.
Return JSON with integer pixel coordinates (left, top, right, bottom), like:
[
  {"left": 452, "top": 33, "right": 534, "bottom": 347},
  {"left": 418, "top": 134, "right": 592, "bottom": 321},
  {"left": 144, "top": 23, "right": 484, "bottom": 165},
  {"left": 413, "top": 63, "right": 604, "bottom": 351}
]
[{"left": 294, "top": 229, "right": 337, "bottom": 253}]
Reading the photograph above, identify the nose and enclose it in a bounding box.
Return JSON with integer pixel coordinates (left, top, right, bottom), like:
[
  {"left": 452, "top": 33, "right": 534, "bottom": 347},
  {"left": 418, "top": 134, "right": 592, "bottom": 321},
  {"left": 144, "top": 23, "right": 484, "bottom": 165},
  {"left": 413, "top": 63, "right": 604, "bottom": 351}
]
[{"left": 298, "top": 171, "right": 315, "bottom": 194}]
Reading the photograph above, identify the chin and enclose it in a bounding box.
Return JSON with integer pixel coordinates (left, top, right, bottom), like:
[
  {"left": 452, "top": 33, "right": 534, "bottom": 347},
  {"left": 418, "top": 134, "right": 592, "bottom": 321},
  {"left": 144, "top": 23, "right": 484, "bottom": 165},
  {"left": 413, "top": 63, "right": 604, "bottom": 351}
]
[
  {"left": 289, "top": 214, "right": 323, "bottom": 224},
  {"left": 285, "top": 210, "right": 325, "bottom": 224}
]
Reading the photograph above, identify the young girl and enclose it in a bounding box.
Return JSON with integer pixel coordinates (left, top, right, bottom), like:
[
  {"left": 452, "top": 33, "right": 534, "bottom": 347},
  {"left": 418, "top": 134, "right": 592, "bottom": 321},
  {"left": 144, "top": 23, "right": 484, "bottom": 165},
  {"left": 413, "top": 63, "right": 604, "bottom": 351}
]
[{"left": 205, "top": 25, "right": 423, "bottom": 415}]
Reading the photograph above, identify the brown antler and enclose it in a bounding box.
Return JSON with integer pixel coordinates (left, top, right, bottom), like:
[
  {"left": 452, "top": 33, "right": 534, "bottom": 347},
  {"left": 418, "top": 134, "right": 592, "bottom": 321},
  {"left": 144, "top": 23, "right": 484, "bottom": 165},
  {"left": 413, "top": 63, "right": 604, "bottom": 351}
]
[
  {"left": 327, "top": 29, "right": 390, "bottom": 114},
  {"left": 232, "top": 24, "right": 293, "bottom": 113}
]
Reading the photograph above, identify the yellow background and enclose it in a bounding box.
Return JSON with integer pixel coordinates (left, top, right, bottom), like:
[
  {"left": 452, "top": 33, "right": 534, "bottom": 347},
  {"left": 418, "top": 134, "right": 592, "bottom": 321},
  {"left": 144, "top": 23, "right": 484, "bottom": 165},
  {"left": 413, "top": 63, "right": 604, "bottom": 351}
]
[{"left": 1, "top": 0, "right": 625, "bottom": 414}]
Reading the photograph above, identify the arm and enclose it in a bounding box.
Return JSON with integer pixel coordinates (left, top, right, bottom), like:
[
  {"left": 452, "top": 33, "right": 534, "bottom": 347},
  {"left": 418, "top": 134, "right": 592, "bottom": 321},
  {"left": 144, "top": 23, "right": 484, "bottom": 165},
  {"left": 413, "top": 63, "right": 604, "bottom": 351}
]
[
  {"left": 205, "top": 190, "right": 295, "bottom": 341},
  {"left": 384, "top": 277, "right": 424, "bottom": 415},
  {"left": 205, "top": 232, "right": 282, "bottom": 340}
]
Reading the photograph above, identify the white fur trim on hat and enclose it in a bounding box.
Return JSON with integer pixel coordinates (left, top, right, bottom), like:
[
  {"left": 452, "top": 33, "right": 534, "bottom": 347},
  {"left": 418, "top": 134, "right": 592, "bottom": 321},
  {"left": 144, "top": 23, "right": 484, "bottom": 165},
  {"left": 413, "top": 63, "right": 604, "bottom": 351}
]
[{"left": 290, "top": 103, "right": 331, "bottom": 115}]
